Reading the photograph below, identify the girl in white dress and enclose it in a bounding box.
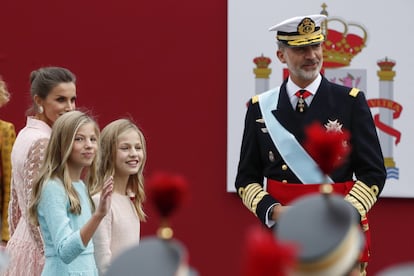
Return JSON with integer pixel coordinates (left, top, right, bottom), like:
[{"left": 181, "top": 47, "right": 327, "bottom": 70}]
[{"left": 91, "top": 118, "right": 147, "bottom": 275}]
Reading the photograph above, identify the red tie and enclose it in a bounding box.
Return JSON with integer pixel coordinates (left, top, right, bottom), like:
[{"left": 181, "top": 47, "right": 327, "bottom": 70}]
[{"left": 295, "top": 89, "right": 312, "bottom": 113}]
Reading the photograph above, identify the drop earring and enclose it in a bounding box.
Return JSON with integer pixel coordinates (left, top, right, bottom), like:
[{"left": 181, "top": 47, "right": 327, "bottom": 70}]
[{"left": 38, "top": 106, "right": 44, "bottom": 114}]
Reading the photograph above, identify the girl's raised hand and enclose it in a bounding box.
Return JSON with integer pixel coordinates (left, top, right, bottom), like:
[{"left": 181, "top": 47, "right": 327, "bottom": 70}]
[{"left": 96, "top": 176, "right": 113, "bottom": 218}]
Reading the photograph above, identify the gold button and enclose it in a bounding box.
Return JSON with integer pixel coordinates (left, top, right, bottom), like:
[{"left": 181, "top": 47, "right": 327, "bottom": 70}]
[
  {"left": 282, "top": 164, "right": 288, "bottom": 171},
  {"left": 371, "top": 185, "right": 379, "bottom": 196},
  {"left": 282, "top": 180, "right": 287, "bottom": 183}
]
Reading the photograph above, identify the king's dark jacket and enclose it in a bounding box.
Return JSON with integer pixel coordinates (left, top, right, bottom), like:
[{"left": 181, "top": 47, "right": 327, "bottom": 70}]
[{"left": 235, "top": 76, "right": 387, "bottom": 225}]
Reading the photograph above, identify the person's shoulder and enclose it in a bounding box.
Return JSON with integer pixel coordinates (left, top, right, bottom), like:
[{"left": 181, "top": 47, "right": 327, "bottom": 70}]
[
  {"left": 39, "top": 179, "right": 66, "bottom": 206},
  {"left": 43, "top": 178, "right": 65, "bottom": 193},
  {"left": 247, "top": 87, "right": 280, "bottom": 106},
  {"left": 16, "top": 125, "right": 50, "bottom": 145},
  {"left": 244, "top": 95, "right": 260, "bottom": 108},
  {"left": 250, "top": 95, "right": 260, "bottom": 105},
  {"left": 347, "top": 87, "right": 361, "bottom": 98},
  {"left": 0, "top": 120, "right": 15, "bottom": 130},
  {"left": 0, "top": 120, "right": 15, "bottom": 141},
  {"left": 327, "top": 81, "right": 362, "bottom": 98}
]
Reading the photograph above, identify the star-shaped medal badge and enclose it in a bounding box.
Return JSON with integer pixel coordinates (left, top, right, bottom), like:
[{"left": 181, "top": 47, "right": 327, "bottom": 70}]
[{"left": 324, "top": 119, "right": 343, "bottom": 133}]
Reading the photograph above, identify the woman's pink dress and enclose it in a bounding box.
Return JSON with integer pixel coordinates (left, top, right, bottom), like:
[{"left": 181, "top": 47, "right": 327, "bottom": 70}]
[{"left": 2, "top": 117, "right": 51, "bottom": 276}]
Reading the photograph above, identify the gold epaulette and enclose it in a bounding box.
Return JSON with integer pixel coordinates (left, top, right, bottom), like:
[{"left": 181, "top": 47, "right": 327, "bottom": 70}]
[
  {"left": 251, "top": 95, "right": 259, "bottom": 104},
  {"left": 349, "top": 88, "right": 360, "bottom": 97}
]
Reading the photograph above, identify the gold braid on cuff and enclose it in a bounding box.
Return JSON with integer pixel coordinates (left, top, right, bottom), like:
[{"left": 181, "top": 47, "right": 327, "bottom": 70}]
[
  {"left": 345, "top": 180, "right": 379, "bottom": 218},
  {"left": 238, "top": 183, "right": 268, "bottom": 216}
]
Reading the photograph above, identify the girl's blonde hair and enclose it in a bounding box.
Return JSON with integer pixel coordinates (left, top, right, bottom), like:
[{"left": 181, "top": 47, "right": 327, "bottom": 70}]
[
  {"left": 92, "top": 118, "right": 146, "bottom": 221},
  {"left": 29, "top": 110, "right": 100, "bottom": 225}
]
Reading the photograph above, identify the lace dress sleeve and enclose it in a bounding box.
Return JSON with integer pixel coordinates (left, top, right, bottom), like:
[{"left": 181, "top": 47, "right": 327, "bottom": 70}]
[
  {"left": 23, "top": 138, "right": 49, "bottom": 253},
  {"left": 8, "top": 185, "right": 21, "bottom": 236}
]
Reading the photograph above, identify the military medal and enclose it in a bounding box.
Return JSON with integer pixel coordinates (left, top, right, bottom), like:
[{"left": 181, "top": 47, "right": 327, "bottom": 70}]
[
  {"left": 324, "top": 119, "right": 343, "bottom": 133},
  {"left": 297, "top": 97, "right": 306, "bottom": 112},
  {"left": 295, "top": 90, "right": 311, "bottom": 112}
]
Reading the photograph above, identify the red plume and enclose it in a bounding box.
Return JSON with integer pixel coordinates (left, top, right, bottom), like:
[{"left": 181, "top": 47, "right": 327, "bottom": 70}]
[
  {"left": 146, "top": 171, "right": 189, "bottom": 218},
  {"left": 242, "top": 226, "right": 297, "bottom": 276},
  {"left": 303, "top": 122, "right": 351, "bottom": 175}
]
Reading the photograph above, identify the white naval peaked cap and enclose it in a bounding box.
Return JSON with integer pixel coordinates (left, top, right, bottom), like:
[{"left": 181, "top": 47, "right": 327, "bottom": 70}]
[{"left": 269, "top": 14, "right": 327, "bottom": 47}]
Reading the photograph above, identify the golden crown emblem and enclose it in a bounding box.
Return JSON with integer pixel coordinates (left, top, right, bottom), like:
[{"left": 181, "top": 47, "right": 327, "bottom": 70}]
[
  {"left": 253, "top": 54, "right": 272, "bottom": 68},
  {"left": 377, "top": 57, "right": 396, "bottom": 71},
  {"left": 320, "top": 3, "right": 368, "bottom": 68}
]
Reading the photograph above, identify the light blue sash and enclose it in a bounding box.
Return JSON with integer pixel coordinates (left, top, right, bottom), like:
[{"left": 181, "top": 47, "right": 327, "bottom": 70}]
[{"left": 258, "top": 88, "right": 333, "bottom": 184}]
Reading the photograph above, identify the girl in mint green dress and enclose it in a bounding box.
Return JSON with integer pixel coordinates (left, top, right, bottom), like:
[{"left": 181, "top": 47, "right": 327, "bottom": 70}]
[{"left": 28, "top": 111, "right": 113, "bottom": 276}]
